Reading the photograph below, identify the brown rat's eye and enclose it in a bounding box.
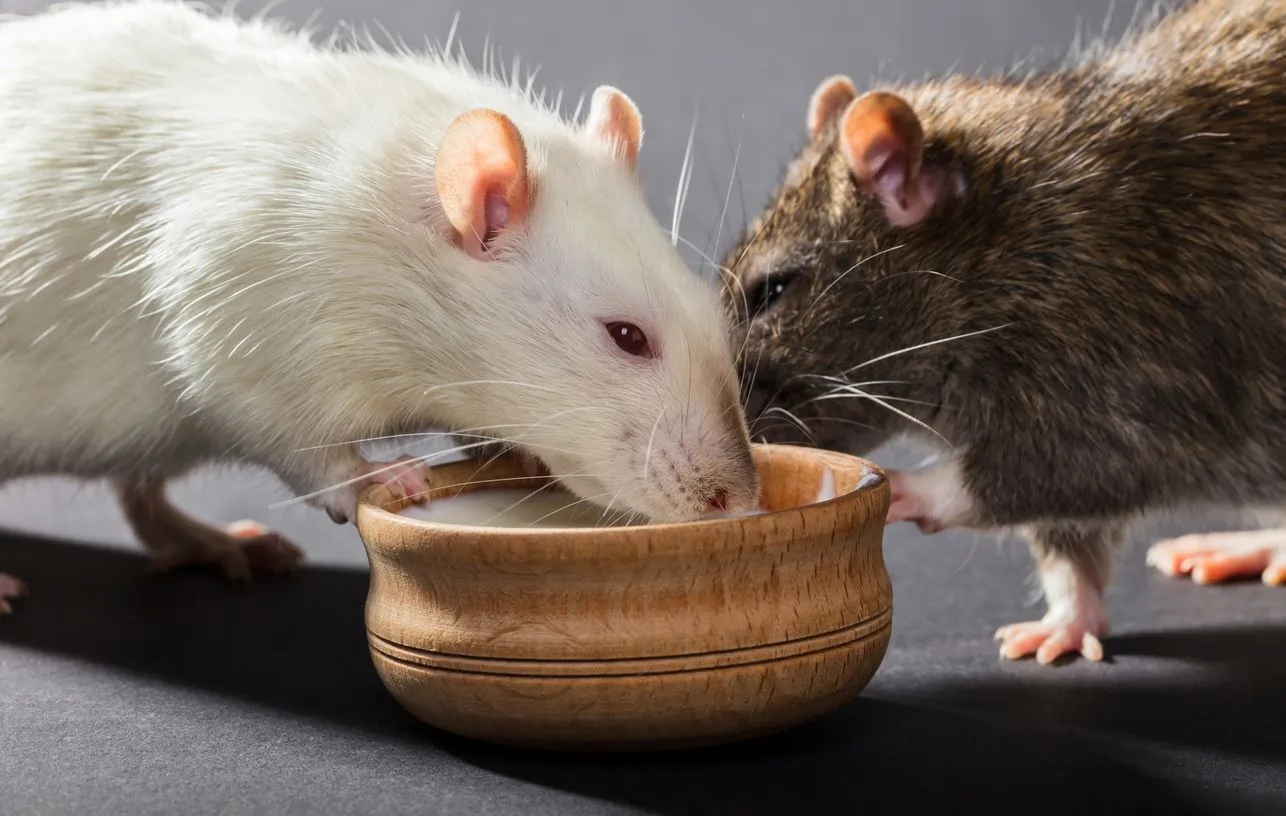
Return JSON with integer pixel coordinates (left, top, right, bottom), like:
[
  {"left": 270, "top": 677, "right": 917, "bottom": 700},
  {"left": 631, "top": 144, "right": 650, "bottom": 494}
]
[
  {"left": 605, "top": 321, "right": 653, "bottom": 358},
  {"left": 747, "top": 270, "right": 803, "bottom": 318}
]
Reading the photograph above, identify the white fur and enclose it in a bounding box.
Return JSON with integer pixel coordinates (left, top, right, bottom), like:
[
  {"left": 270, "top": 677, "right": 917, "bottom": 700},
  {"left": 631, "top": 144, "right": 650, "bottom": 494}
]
[
  {"left": 890, "top": 457, "right": 975, "bottom": 529},
  {"left": 0, "top": 0, "right": 758, "bottom": 525}
]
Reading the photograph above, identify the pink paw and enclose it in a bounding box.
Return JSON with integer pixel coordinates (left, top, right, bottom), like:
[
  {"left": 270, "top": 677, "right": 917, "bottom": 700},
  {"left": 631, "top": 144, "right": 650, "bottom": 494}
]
[
  {"left": 885, "top": 469, "right": 945, "bottom": 533},
  {"left": 1146, "top": 530, "right": 1286, "bottom": 586},
  {"left": 0, "top": 573, "right": 27, "bottom": 615},
  {"left": 360, "top": 455, "right": 431, "bottom": 503},
  {"left": 996, "top": 616, "right": 1107, "bottom": 665}
]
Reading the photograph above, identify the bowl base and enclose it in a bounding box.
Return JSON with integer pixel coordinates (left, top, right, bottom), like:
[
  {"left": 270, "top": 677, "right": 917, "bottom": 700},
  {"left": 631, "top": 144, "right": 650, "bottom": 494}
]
[{"left": 369, "top": 618, "right": 890, "bottom": 753}]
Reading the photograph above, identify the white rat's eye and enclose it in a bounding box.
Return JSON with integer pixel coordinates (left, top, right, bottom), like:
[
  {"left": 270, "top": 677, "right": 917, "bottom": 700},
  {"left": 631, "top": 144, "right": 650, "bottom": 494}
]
[{"left": 604, "top": 321, "right": 654, "bottom": 358}]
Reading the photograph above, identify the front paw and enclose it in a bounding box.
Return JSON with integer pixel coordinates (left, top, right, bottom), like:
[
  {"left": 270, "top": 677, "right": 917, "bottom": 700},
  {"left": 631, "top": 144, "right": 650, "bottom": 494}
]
[
  {"left": 885, "top": 468, "right": 954, "bottom": 533},
  {"left": 320, "top": 456, "right": 433, "bottom": 525},
  {"left": 363, "top": 455, "right": 432, "bottom": 502}
]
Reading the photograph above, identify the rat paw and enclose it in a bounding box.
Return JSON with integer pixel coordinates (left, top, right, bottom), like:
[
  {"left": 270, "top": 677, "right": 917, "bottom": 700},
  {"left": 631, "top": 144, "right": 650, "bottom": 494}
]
[
  {"left": 1146, "top": 530, "right": 1286, "bottom": 586},
  {"left": 324, "top": 455, "right": 433, "bottom": 524},
  {"left": 517, "top": 451, "right": 550, "bottom": 478},
  {"left": 995, "top": 614, "right": 1108, "bottom": 665},
  {"left": 884, "top": 469, "right": 946, "bottom": 533},
  {"left": 148, "top": 521, "right": 303, "bottom": 583},
  {"left": 359, "top": 455, "right": 431, "bottom": 503},
  {"left": 0, "top": 573, "right": 27, "bottom": 614}
]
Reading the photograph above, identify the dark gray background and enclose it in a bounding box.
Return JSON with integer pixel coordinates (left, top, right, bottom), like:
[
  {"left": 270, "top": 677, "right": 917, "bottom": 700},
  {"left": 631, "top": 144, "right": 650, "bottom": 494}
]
[{"left": 1, "top": 1, "right": 1283, "bottom": 814}]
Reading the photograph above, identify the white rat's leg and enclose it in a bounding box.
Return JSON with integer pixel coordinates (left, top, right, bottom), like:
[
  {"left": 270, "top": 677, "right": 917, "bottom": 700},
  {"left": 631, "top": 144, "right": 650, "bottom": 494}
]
[
  {"left": 1147, "top": 528, "right": 1286, "bottom": 586},
  {"left": 0, "top": 573, "right": 26, "bottom": 614},
  {"left": 997, "top": 522, "right": 1120, "bottom": 665},
  {"left": 117, "top": 477, "right": 303, "bottom": 581}
]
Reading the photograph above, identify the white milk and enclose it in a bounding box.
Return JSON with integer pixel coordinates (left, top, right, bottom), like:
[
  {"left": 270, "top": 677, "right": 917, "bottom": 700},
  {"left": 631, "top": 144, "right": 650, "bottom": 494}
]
[
  {"left": 400, "top": 465, "right": 856, "bottom": 529},
  {"left": 401, "top": 488, "right": 632, "bottom": 529}
]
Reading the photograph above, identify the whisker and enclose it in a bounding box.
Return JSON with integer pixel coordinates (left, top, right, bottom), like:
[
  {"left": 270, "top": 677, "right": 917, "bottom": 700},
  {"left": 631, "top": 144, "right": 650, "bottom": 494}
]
[
  {"left": 297, "top": 406, "right": 610, "bottom": 453},
  {"left": 804, "top": 391, "right": 951, "bottom": 447},
  {"left": 641, "top": 407, "right": 666, "bottom": 480},
  {"left": 841, "top": 324, "right": 1013, "bottom": 377},
  {"left": 761, "top": 406, "right": 815, "bottom": 442},
  {"left": 711, "top": 130, "right": 742, "bottom": 278},
  {"left": 802, "top": 244, "right": 906, "bottom": 320},
  {"left": 267, "top": 440, "right": 495, "bottom": 509},
  {"left": 886, "top": 268, "right": 963, "bottom": 283},
  {"left": 478, "top": 477, "right": 567, "bottom": 526},
  {"left": 789, "top": 375, "right": 909, "bottom": 390},
  {"left": 405, "top": 470, "right": 601, "bottom": 506},
  {"left": 524, "top": 490, "right": 620, "bottom": 528},
  {"left": 422, "top": 379, "right": 559, "bottom": 396},
  {"left": 670, "top": 105, "right": 699, "bottom": 247},
  {"left": 675, "top": 235, "right": 730, "bottom": 275}
]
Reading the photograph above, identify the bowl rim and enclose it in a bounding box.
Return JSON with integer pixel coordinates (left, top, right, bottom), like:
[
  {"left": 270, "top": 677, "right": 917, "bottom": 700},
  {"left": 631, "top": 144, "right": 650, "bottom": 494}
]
[{"left": 356, "top": 443, "right": 887, "bottom": 541}]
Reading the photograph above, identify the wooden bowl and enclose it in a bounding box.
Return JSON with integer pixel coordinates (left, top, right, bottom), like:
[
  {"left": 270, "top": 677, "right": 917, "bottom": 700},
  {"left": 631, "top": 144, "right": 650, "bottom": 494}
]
[{"left": 354, "top": 443, "right": 891, "bottom": 752}]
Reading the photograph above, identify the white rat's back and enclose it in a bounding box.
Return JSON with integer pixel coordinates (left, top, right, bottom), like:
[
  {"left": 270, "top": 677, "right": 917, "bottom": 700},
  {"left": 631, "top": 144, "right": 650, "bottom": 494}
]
[{"left": 0, "top": 0, "right": 566, "bottom": 479}]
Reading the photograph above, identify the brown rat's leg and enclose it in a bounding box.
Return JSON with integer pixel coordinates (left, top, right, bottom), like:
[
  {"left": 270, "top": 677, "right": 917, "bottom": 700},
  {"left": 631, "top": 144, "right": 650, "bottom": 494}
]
[
  {"left": 885, "top": 460, "right": 1119, "bottom": 664},
  {"left": 997, "top": 522, "right": 1120, "bottom": 665},
  {"left": 1146, "top": 529, "right": 1286, "bottom": 586},
  {"left": 0, "top": 573, "right": 26, "bottom": 614},
  {"left": 117, "top": 477, "right": 303, "bottom": 581}
]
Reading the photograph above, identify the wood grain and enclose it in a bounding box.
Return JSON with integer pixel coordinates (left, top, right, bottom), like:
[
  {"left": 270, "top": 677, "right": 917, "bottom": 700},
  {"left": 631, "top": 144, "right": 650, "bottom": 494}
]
[{"left": 355, "top": 443, "right": 892, "bottom": 751}]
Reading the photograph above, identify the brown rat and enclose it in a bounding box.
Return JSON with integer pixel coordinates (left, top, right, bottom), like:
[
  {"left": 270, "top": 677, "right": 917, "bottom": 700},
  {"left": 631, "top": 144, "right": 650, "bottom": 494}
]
[{"left": 724, "top": 0, "right": 1286, "bottom": 665}]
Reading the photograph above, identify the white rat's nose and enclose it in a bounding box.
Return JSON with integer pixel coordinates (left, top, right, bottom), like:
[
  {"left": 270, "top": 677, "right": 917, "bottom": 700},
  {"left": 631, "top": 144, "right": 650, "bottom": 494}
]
[{"left": 707, "top": 488, "right": 729, "bottom": 513}]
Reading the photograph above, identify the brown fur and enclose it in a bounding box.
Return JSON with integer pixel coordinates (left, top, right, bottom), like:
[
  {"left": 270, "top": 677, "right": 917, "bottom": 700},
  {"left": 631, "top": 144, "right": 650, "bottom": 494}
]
[{"left": 724, "top": 0, "right": 1286, "bottom": 614}]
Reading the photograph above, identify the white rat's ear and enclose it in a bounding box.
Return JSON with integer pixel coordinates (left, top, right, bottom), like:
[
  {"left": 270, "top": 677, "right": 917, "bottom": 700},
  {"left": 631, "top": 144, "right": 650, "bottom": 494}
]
[
  {"left": 585, "top": 85, "right": 643, "bottom": 171},
  {"left": 435, "top": 109, "right": 531, "bottom": 260},
  {"left": 839, "top": 91, "right": 939, "bottom": 227},
  {"left": 807, "top": 74, "right": 858, "bottom": 140}
]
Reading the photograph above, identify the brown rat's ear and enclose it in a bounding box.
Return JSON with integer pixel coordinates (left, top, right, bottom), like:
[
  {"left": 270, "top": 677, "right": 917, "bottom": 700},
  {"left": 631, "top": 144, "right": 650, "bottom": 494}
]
[
  {"left": 839, "top": 91, "right": 939, "bottom": 227},
  {"left": 807, "top": 75, "right": 858, "bottom": 140},
  {"left": 585, "top": 85, "right": 643, "bottom": 171},
  {"left": 434, "top": 109, "right": 531, "bottom": 260}
]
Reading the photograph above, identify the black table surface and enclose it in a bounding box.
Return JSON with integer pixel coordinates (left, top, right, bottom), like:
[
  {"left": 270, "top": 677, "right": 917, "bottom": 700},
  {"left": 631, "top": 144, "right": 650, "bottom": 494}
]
[{"left": 2, "top": 0, "right": 1283, "bottom": 812}]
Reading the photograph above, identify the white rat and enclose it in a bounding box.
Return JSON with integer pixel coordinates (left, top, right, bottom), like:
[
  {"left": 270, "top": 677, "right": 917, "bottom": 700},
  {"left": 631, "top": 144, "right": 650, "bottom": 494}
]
[{"left": 0, "top": 0, "right": 760, "bottom": 611}]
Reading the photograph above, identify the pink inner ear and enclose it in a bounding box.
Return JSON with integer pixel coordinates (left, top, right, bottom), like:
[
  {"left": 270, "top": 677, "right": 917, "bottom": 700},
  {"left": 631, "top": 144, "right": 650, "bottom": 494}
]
[
  {"left": 864, "top": 146, "right": 907, "bottom": 210},
  {"left": 883, "top": 167, "right": 941, "bottom": 228},
  {"left": 483, "top": 193, "right": 511, "bottom": 246}
]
